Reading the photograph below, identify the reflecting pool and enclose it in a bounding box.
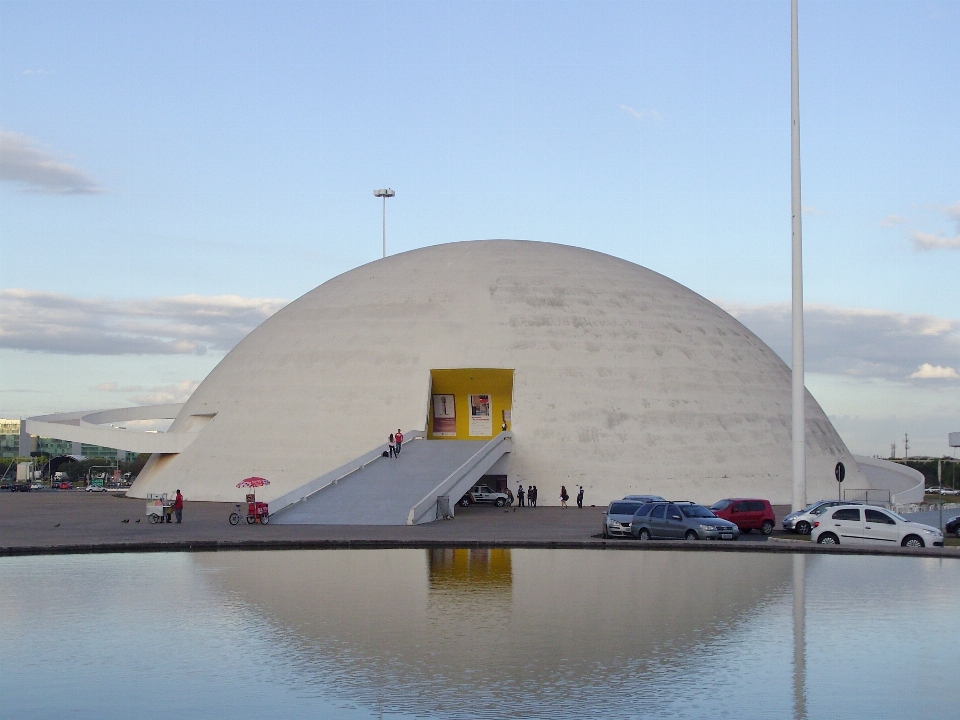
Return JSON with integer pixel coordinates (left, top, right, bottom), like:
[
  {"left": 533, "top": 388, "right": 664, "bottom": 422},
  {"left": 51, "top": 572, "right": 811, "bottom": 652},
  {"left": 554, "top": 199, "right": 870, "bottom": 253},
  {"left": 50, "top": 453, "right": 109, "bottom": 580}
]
[{"left": 2, "top": 549, "right": 957, "bottom": 719}]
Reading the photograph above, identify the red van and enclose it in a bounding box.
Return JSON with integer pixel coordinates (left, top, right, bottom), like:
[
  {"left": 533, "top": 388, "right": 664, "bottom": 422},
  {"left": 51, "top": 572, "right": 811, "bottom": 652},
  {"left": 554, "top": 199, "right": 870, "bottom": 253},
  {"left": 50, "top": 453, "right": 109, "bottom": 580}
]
[{"left": 710, "top": 498, "right": 776, "bottom": 535}]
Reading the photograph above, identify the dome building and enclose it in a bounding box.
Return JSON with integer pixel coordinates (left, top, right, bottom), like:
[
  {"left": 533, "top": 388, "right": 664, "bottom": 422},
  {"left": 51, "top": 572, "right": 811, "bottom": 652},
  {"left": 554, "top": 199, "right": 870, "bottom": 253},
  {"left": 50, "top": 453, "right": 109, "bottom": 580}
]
[{"left": 117, "top": 240, "right": 861, "bottom": 514}]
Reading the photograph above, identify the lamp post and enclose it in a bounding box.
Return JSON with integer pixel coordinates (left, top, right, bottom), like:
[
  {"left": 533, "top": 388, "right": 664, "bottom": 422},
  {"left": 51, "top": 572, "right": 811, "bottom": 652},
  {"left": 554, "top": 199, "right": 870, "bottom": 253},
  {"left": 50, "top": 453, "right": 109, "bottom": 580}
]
[
  {"left": 374, "top": 188, "right": 395, "bottom": 258},
  {"left": 790, "top": 0, "right": 806, "bottom": 513}
]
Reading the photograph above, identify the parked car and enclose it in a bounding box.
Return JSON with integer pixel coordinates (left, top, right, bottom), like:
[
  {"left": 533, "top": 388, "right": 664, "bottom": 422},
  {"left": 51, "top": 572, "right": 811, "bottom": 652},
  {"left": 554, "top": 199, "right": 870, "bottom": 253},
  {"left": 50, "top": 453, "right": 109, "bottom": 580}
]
[
  {"left": 30, "top": 483, "right": 44, "bottom": 490},
  {"left": 943, "top": 515, "right": 960, "bottom": 538},
  {"left": 458, "top": 485, "right": 509, "bottom": 507},
  {"left": 622, "top": 494, "right": 666, "bottom": 503},
  {"left": 710, "top": 498, "right": 776, "bottom": 535},
  {"left": 56, "top": 482, "right": 73, "bottom": 490},
  {"left": 85, "top": 484, "right": 107, "bottom": 493},
  {"left": 631, "top": 501, "right": 739, "bottom": 541},
  {"left": 0, "top": 483, "right": 12, "bottom": 491},
  {"left": 812, "top": 505, "right": 944, "bottom": 548},
  {"left": 602, "top": 500, "right": 647, "bottom": 538},
  {"left": 12, "top": 483, "right": 32, "bottom": 492},
  {"left": 782, "top": 499, "right": 863, "bottom": 535}
]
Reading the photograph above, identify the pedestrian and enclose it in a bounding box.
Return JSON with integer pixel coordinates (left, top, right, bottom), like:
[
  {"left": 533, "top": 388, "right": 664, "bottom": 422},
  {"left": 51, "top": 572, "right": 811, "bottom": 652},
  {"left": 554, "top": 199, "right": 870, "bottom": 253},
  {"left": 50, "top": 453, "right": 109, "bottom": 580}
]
[
  {"left": 518, "top": 484, "right": 525, "bottom": 507},
  {"left": 505, "top": 486, "right": 514, "bottom": 506},
  {"left": 173, "top": 489, "right": 184, "bottom": 524},
  {"left": 395, "top": 429, "right": 404, "bottom": 456},
  {"left": 388, "top": 433, "right": 396, "bottom": 458},
  {"left": 577, "top": 485, "right": 584, "bottom": 508},
  {"left": 529, "top": 485, "right": 537, "bottom": 507},
  {"left": 560, "top": 485, "right": 569, "bottom": 508}
]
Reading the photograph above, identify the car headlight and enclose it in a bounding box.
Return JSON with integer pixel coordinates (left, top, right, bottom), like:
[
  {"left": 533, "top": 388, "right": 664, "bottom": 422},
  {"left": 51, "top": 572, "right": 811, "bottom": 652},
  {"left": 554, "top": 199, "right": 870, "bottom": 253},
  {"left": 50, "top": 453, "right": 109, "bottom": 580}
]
[
  {"left": 921, "top": 528, "right": 941, "bottom": 535},
  {"left": 699, "top": 524, "right": 716, "bottom": 531}
]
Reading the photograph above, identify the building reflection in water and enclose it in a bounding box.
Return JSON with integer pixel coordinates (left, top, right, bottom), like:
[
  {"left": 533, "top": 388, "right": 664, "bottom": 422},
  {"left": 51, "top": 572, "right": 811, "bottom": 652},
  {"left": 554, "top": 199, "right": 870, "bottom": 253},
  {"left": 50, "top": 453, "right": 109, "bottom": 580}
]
[{"left": 193, "top": 548, "right": 794, "bottom": 717}]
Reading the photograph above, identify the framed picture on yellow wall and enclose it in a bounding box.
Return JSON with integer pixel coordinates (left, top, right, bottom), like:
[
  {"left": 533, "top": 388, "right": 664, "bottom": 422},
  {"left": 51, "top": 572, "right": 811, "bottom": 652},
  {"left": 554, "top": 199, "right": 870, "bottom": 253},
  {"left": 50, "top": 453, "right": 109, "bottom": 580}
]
[
  {"left": 432, "top": 394, "right": 456, "bottom": 437},
  {"left": 469, "top": 394, "right": 492, "bottom": 436}
]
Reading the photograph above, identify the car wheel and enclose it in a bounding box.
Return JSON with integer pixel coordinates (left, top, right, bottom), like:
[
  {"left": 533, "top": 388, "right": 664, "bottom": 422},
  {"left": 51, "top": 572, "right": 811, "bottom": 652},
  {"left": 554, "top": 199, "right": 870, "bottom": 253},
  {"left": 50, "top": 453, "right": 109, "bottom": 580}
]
[
  {"left": 685, "top": 530, "right": 699, "bottom": 541},
  {"left": 638, "top": 528, "right": 651, "bottom": 541},
  {"left": 901, "top": 535, "right": 924, "bottom": 548},
  {"left": 761, "top": 520, "right": 774, "bottom": 535},
  {"left": 602, "top": 527, "right": 609, "bottom": 539},
  {"left": 458, "top": 497, "right": 471, "bottom": 508},
  {"left": 495, "top": 498, "right": 505, "bottom": 507},
  {"left": 795, "top": 521, "right": 811, "bottom": 535},
  {"left": 229, "top": 512, "right": 241, "bottom": 525},
  {"left": 817, "top": 533, "right": 838, "bottom": 545}
]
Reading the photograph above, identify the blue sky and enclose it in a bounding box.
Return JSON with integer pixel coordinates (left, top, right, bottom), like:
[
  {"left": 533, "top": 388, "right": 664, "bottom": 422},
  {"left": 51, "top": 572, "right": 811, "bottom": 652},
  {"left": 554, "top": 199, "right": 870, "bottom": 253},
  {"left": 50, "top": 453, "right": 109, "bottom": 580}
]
[{"left": 1, "top": 0, "right": 957, "bottom": 456}]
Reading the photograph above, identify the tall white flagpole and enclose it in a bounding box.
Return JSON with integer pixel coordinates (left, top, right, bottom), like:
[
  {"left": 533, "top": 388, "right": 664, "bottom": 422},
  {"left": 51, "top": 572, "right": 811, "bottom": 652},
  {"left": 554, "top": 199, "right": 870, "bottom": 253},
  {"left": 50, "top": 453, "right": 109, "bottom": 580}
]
[{"left": 791, "top": 0, "right": 806, "bottom": 512}]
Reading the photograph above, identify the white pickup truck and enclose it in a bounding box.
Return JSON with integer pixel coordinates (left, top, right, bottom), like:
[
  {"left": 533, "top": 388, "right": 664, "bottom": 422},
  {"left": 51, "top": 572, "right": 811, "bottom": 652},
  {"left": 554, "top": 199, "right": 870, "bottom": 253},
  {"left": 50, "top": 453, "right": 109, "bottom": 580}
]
[{"left": 458, "top": 484, "right": 510, "bottom": 508}]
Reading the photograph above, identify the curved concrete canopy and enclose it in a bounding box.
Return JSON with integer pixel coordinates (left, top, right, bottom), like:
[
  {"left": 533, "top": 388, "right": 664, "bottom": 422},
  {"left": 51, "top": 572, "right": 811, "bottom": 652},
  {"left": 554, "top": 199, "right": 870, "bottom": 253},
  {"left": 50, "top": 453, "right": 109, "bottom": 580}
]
[
  {"left": 126, "top": 240, "right": 863, "bottom": 505},
  {"left": 26, "top": 404, "right": 195, "bottom": 454}
]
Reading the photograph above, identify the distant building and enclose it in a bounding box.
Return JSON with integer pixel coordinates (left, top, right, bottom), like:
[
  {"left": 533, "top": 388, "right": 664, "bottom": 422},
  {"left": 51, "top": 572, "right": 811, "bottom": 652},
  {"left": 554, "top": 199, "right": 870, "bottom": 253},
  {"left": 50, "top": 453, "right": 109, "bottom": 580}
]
[{"left": 0, "top": 418, "right": 135, "bottom": 461}]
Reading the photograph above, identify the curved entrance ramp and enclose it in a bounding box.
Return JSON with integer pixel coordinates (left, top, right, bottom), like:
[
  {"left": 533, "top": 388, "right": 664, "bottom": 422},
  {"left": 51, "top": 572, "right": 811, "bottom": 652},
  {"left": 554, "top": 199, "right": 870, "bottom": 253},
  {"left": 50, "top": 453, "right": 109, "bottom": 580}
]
[{"left": 273, "top": 433, "right": 512, "bottom": 526}]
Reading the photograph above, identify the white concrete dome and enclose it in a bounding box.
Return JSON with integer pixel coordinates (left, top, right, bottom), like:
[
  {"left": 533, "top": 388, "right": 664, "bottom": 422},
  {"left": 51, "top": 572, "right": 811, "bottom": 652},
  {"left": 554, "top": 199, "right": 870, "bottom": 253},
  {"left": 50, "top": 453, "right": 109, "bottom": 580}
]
[{"left": 130, "top": 240, "right": 863, "bottom": 505}]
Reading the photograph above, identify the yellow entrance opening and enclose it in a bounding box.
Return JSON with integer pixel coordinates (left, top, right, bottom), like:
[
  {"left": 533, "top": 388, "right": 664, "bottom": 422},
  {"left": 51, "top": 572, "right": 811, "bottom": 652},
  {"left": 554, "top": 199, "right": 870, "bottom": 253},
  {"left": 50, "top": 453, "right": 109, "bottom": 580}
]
[{"left": 428, "top": 368, "right": 513, "bottom": 440}]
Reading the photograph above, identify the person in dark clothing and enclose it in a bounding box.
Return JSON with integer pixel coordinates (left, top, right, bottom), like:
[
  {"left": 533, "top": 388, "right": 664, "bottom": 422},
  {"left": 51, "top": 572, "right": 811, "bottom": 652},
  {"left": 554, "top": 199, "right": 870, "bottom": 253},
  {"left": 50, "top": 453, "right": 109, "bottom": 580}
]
[
  {"left": 560, "top": 485, "right": 569, "bottom": 508},
  {"left": 395, "top": 429, "right": 404, "bottom": 456},
  {"left": 577, "top": 485, "right": 584, "bottom": 509},
  {"left": 517, "top": 484, "right": 525, "bottom": 507},
  {"left": 529, "top": 485, "right": 537, "bottom": 507},
  {"left": 173, "top": 489, "right": 184, "bottom": 523}
]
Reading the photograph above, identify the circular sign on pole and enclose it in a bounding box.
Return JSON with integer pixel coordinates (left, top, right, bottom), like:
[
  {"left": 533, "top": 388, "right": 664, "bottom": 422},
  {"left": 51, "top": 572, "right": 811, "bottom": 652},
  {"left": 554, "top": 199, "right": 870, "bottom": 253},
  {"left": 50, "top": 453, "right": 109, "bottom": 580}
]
[{"left": 835, "top": 462, "right": 845, "bottom": 483}]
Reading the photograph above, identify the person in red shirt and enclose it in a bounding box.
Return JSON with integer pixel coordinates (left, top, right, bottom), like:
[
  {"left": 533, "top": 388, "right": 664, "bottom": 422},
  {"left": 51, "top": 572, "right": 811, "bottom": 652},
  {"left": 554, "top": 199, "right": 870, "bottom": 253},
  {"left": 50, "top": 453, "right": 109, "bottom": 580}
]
[
  {"left": 173, "top": 489, "right": 184, "bottom": 524},
  {"left": 395, "top": 429, "right": 404, "bottom": 456}
]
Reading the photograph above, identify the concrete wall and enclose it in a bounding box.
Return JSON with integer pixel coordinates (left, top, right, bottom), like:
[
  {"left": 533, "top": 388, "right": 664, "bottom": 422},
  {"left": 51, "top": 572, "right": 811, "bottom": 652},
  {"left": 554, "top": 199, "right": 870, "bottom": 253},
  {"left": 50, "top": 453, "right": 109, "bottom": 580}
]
[{"left": 129, "top": 240, "right": 864, "bottom": 506}]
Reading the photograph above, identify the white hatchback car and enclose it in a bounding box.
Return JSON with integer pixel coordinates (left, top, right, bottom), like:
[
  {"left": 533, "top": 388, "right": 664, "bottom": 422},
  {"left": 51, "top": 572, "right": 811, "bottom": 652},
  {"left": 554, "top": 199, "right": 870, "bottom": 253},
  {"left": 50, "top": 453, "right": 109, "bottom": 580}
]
[{"left": 812, "top": 505, "right": 944, "bottom": 548}]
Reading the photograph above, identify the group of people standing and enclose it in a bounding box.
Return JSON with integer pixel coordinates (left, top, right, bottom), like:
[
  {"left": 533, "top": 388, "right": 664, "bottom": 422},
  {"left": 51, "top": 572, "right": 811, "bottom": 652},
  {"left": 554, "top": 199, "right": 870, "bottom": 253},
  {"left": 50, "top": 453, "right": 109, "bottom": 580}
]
[
  {"left": 387, "top": 429, "right": 404, "bottom": 458},
  {"left": 515, "top": 484, "right": 538, "bottom": 507}
]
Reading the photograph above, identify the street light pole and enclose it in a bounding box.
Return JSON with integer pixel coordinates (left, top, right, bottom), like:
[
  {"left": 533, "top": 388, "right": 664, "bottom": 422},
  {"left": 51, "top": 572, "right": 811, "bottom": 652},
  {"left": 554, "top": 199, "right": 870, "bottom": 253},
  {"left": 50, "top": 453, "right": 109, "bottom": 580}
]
[
  {"left": 791, "top": 0, "right": 806, "bottom": 513},
  {"left": 374, "top": 188, "right": 395, "bottom": 258}
]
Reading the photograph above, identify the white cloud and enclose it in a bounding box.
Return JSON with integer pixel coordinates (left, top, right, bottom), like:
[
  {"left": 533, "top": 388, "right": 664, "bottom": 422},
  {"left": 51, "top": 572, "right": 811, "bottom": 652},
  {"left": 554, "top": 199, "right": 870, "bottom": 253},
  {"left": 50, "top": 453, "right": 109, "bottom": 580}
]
[
  {"left": 130, "top": 380, "right": 201, "bottom": 405},
  {"left": 879, "top": 214, "right": 907, "bottom": 227},
  {"left": 910, "top": 200, "right": 960, "bottom": 250},
  {"left": 619, "top": 104, "right": 662, "bottom": 122},
  {"left": 912, "top": 231, "right": 960, "bottom": 250},
  {"left": 0, "top": 129, "right": 103, "bottom": 194},
  {"left": 717, "top": 301, "right": 960, "bottom": 382},
  {"left": 94, "top": 379, "right": 200, "bottom": 408},
  {"left": 802, "top": 205, "right": 823, "bottom": 216},
  {"left": 0, "top": 290, "right": 288, "bottom": 355},
  {"left": 908, "top": 363, "right": 960, "bottom": 380}
]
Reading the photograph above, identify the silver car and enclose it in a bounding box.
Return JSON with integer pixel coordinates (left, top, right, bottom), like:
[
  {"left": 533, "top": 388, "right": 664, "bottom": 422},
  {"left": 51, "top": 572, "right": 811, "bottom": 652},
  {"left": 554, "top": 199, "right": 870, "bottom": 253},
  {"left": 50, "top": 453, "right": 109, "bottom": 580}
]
[
  {"left": 631, "top": 501, "right": 739, "bottom": 541},
  {"left": 782, "top": 499, "right": 863, "bottom": 535},
  {"left": 603, "top": 500, "right": 647, "bottom": 538}
]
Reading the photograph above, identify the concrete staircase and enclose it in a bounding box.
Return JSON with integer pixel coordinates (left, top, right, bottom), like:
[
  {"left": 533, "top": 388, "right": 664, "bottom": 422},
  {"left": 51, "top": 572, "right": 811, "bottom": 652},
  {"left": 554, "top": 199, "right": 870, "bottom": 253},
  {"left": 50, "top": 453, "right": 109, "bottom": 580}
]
[{"left": 272, "top": 433, "right": 512, "bottom": 525}]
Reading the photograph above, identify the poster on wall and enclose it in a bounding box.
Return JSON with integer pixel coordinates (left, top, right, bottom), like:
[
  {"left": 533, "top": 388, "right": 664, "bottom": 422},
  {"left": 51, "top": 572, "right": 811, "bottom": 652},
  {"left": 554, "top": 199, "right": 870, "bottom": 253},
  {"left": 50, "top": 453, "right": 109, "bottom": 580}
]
[
  {"left": 469, "top": 394, "right": 492, "bottom": 436},
  {"left": 432, "top": 394, "right": 457, "bottom": 437}
]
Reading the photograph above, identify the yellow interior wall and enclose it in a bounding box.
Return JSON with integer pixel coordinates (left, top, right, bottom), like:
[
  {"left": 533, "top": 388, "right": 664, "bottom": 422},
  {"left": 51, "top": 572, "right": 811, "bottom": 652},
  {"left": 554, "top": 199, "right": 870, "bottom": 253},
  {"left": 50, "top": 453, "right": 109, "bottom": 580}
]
[{"left": 428, "top": 368, "right": 513, "bottom": 440}]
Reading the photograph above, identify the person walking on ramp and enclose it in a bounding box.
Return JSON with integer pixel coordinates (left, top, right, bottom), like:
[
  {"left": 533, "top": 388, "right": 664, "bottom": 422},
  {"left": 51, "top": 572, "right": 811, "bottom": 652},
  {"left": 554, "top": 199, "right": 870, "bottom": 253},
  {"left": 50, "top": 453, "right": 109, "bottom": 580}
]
[
  {"left": 395, "top": 429, "right": 404, "bottom": 456},
  {"left": 560, "top": 485, "right": 569, "bottom": 508},
  {"left": 577, "top": 485, "right": 584, "bottom": 508}
]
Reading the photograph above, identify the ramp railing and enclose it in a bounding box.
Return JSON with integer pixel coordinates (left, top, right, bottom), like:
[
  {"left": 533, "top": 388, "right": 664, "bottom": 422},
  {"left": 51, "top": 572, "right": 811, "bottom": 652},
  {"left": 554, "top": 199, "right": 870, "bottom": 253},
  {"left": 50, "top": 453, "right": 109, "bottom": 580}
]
[
  {"left": 407, "top": 431, "right": 513, "bottom": 525},
  {"left": 271, "top": 431, "right": 424, "bottom": 515}
]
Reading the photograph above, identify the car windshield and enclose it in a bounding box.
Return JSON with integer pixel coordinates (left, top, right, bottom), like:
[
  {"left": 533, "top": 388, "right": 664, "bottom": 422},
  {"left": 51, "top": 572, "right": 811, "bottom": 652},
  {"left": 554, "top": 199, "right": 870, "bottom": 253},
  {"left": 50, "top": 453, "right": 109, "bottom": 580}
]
[
  {"left": 887, "top": 511, "right": 908, "bottom": 522},
  {"left": 680, "top": 505, "right": 716, "bottom": 518},
  {"left": 710, "top": 499, "right": 733, "bottom": 511},
  {"left": 811, "top": 504, "right": 835, "bottom": 516},
  {"left": 634, "top": 503, "right": 655, "bottom": 517},
  {"left": 609, "top": 502, "right": 643, "bottom": 516}
]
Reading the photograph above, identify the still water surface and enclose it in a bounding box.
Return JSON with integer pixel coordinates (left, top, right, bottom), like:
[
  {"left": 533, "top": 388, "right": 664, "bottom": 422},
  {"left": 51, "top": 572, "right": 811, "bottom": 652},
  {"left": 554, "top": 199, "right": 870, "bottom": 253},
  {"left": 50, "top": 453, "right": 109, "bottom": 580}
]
[{"left": 2, "top": 549, "right": 957, "bottom": 719}]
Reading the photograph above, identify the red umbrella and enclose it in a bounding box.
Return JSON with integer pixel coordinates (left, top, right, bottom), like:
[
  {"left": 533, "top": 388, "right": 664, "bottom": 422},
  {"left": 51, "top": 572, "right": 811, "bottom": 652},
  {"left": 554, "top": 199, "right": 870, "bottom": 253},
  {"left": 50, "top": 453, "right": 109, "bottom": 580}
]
[{"left": 237, "top": 477, "right": 270, "bottom": 488}]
